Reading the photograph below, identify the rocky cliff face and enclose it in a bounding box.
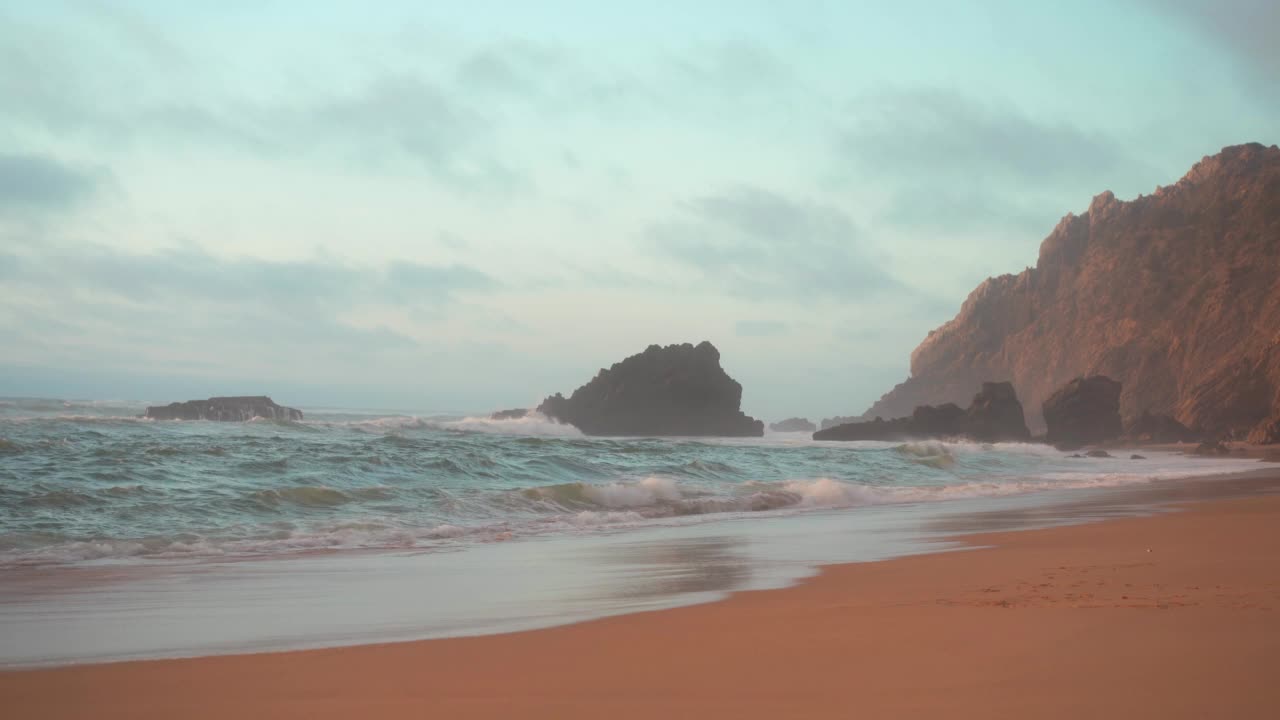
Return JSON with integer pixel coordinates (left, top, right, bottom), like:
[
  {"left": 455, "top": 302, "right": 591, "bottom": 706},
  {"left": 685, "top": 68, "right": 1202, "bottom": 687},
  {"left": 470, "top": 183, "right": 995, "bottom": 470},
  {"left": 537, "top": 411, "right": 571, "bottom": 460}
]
[
  {"left": 537, "top": 341, "right": 764, "bottom": 437},
  {"left": 145, "top": 396, "right": 302, "bottom": 422},
  {"left": 861, "top": 143, "right": 1280, "bottom": 440}
]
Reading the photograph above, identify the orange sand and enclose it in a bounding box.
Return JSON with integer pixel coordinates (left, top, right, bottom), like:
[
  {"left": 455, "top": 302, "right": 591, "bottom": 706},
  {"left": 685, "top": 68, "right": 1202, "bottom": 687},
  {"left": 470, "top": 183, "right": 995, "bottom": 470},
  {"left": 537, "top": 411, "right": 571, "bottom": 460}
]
[{"left": 3, "top": 495, "right": 1279, "bottom": 719}]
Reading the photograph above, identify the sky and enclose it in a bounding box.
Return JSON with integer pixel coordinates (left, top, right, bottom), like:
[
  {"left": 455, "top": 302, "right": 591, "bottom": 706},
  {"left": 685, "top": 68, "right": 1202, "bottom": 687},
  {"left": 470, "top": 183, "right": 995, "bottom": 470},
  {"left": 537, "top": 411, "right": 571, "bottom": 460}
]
[{"left": 1, "top": 0, "right": 1277, "bottom": 420}]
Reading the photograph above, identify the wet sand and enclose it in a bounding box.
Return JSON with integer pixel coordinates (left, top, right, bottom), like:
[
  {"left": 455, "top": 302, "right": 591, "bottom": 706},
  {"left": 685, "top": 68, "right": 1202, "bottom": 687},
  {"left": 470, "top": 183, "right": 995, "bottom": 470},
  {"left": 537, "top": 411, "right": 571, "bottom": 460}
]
[{"left": 3, "top": 492, "right": 1279, "bottom": 719}]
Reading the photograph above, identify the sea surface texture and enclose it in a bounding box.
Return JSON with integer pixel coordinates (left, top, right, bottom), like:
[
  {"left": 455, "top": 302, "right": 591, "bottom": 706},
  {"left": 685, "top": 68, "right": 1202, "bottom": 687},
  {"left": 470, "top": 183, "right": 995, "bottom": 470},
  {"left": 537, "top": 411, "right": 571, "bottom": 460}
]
[{"left": 0, "top": 398, "right": 1256, "bottom": 568}]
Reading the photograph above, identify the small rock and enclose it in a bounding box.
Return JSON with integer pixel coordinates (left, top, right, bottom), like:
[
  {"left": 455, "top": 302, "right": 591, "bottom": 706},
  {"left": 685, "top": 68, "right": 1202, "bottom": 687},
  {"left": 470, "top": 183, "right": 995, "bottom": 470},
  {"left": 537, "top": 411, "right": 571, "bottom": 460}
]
[
  {"left": 1085, "top": 449, "right": 1113, "bottom": 458},
  {"left": 1130, "top": 454, "right": 1146, "bottom": 460}
]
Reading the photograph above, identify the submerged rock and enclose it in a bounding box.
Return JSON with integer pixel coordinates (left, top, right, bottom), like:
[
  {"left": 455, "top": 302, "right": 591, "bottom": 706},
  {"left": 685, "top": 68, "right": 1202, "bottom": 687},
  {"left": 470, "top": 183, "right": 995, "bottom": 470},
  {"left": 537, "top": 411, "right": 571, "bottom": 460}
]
[
  {"left": 770, "top": 417, "right": 817, "bottom": 433},
  {"left": 490, "top": 408, "right": 529, "bottom": 420},
  {"left": 537, "top": 341, "right": 764, "bottom": 437},
  {"left": 1043, "top": 376, "right": 1123, "bottom": 450},
  {"left": 1085, "top": 449, "right": 1113, "bottom": 458},
  {"left": 813, "top": 383, "right": 1029, "bottom": 442},
  {"left": 145, "top": 396, "right": 302, "bottom": 422}
]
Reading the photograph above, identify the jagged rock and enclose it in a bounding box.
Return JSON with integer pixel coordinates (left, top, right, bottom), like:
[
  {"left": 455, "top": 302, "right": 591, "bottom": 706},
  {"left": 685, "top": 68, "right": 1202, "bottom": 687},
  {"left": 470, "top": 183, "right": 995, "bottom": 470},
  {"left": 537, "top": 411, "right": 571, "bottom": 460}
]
[
  {"left": 813, "top": 415, "right": 913, "bottom": 441},
  {"left": 820, "top": 415, "right": 860, "bottom": 430},
  {"left": 1043, "top": 376, "right": 1123, "bottom": 450},
  {"left": 536, "top": 341, "right": 764, "bottom": 437},
  {"left": 856, "top": 144, "right": 1280, "bottom": 440},
  {"left": 145, "top": 396, "right": 302, "bottom": 422},
  {"left": 1125, "top": 411, "right": 1198, "bottom": 443},
  {"left": 964, "top": 382, "right": 1032, "bottom": 442},
  {"left": 770, "top": 417, "right": 817, "bottom": 433},
  {"left": 1246, "top": 413, "right": 1280, "bottom": 445},
  {"left": 910, "top": 403, "right": 966, "bottom": 436},
  {"left": 490, "top": 408, "right": 529, "bottom": 420},
  {"left": 814, "top": 383, "right": 1029, "bottom": 442}
]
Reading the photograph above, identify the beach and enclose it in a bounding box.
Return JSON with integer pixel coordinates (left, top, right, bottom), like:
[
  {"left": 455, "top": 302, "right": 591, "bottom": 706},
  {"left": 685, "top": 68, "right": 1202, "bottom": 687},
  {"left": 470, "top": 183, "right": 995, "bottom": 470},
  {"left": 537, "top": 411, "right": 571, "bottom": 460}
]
[{"left": 3, "top": 484, "right": 1277, "bottom": 718}]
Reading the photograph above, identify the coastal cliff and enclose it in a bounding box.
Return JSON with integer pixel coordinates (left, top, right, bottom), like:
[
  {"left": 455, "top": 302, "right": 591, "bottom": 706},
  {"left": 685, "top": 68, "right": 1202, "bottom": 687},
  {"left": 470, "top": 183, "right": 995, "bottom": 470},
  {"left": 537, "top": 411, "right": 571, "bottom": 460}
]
[
  {"left": 537, "top": 341, "right": 764, "bottom": 436},
  {"left": 861, "top": 143, "right": 1280, "bottom": 439},
  {"left": 145, "top": 396, "right": 303, "bottom": 422}
]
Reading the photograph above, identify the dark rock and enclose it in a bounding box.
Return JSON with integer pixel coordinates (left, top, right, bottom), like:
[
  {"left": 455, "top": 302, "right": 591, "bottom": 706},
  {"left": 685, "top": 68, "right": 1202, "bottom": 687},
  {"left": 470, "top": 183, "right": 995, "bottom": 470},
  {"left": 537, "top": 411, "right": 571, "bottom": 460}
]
[
  {"left": 1190, "top": 440, "right": 1231, "bottom": 456},
  {"left": 813, "top": 384, "right": 1029, "bottom": 442},
  {"left": 1125, "top": 411, "right": 1197, "bottom": 443},
  {"left": 911, "top": 403, "right": 967, "bottom": 436},
  {"left": 490, "top": 408, "right": 529, "bottom": 420},
  {"left": 820, "top": 415, "right": 860, "bottom": 430},
  {"left": 1043, "top": 376, "right": 1123, "bottom": 450},
  {"left": 769, "top": 417, "right": 817, "bottom": 433},
  {"left": 964, "top": 382, "right": 1032, "bottom": 442},
  {"left": 536, "top": 341, "right": 764, "bottom": 437},
  {"left": 1130, "top": 454, "right": 1146, "bottom": 460},
  {"left": 813, "top": 415, "right": 914, "bottom": 441},
  {"left": 145, "top": 396, "right": 302, "bottom": 422},
  {"left": 1085, "top": 449, "right": 1113, "bottom": 458}
]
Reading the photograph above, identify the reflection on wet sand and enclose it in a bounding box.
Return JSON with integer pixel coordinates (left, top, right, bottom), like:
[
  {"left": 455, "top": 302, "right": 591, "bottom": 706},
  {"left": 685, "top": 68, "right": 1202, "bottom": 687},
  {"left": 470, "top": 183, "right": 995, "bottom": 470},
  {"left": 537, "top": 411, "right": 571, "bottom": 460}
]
[
  {"left": 924, "top": 469, "right": 1280, "bottom": 536},
  {"left": 568, "top": 536, "right": 751, "bottom": 607}
]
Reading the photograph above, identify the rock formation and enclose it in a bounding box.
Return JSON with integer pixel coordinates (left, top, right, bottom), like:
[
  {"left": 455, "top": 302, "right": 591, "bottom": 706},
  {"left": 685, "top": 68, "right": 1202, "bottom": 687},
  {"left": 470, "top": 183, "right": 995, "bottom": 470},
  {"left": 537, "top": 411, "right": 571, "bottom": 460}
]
[
  {"left": 814, "top": 382, "right": 1029, "bottom": 442},
  {"left": 857, "top": 143, "right": 1280, "bottom": 442},
  {"left": 820, "top": 415, "right": 860, "bottom": 430},
  {"left": 1124, "top": 411, "right": 1197, "bottom": 444},
  {"left": 490, "top": 408, "right": 529, "bottom": 420},
  {"left": 1042, "top": 376, "right": 1123, "bottom": 449},
  {"left": 537, "top": 341, "right": 764, "bottom": 437},
  {"left": 145, "top": 396, "right": 302, "bottom": 422},
  {"left": 770, "top": 417, "right": 817, "bottom": 433}
]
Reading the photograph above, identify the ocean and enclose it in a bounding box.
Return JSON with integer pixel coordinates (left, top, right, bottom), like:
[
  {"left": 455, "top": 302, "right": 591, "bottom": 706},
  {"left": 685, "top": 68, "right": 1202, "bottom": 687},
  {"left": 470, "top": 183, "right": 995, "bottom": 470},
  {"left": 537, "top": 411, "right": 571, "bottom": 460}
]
[{"left": 0, "top": 397, "right": 1269, "bottom": 665}]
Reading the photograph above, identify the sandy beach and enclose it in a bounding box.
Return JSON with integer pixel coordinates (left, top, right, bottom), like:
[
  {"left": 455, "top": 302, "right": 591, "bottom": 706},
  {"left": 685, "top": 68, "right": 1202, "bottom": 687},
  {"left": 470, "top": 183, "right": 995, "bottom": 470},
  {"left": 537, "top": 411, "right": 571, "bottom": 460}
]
[{"left": 3, "top": 488, "right": 1278, "bottom": 719}]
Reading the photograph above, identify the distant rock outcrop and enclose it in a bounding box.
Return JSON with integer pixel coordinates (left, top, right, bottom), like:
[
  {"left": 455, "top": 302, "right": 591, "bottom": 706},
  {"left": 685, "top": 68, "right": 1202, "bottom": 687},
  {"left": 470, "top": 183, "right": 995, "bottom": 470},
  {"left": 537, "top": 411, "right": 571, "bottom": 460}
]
[
  {"left": 537, "top": 341, "right": 764, "bottom": 437},
  {"left": 145, "top": 396, "right": 302, "bottom": 422},
  {"left": 856, "top": 143, "right": 1280, "bottom": 442},
  {"left": 814, "top": 382, "right": 1029, "bottom": 442},
  {"left": 770, "top": 417, "right": 817, "bottom": 433},
  {"left": 820, "top": 415, "right": 860, "bottom": 430},
  {"left": 1042, "top": 376, "right": 1123, "bottom": 449},
  {"left": 490, "top": 408, "right": 529, "bottom": 420}
]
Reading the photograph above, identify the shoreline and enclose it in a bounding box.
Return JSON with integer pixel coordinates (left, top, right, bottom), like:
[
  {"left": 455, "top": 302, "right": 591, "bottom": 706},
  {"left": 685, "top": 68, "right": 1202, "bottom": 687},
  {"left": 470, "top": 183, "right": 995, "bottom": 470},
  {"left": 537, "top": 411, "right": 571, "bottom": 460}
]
[{"left": 3, "top": 478, "right": 1279, "bottom": 718}]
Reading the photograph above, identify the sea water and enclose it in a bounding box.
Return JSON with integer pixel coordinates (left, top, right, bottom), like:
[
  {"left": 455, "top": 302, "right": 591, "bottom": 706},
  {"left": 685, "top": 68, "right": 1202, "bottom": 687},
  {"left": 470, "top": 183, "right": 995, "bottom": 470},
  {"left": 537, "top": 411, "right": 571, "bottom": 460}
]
[{"left": 0, "top": 397, "right": 1268, "bottom": 665}]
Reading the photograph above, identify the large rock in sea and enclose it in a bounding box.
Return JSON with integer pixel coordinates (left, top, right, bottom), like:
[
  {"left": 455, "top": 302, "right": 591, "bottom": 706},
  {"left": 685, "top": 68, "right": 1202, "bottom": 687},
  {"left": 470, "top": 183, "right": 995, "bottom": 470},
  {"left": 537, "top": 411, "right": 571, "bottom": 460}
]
[
  {"left": 964, "top": 381, "right": 1032, "bottom": 442},
  {"left": 145, "top": 396, "right": 302, "bottom": 422},
  {"left": 854, "top": 143, "right": 1280, "bottom": 441},
  {"left": 814, "top": 382, "right": 1028, "bottom": 442},
  {"left": 770, "top": 417, "right": 817, "bottom": 433},
  {"left": 537, "top": 341, "right": 764, "bottom": 436},
  {"left": 1042, "top": 376, "right": 1123, "bottom": 449}
]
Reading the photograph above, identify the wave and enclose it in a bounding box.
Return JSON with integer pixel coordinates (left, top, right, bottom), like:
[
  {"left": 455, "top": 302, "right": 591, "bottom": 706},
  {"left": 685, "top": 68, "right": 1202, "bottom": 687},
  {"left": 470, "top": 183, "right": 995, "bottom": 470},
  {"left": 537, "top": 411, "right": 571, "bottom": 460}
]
[{"left": 436, "top": 412, "right": 583, "bottom": 437}]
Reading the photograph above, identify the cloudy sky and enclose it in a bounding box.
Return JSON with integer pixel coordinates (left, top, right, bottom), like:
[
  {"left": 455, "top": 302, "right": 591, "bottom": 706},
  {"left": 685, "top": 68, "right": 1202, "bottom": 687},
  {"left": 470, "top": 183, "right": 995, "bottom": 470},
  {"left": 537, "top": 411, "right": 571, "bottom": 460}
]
[{"left": 1, "top": 0, "right": 1276, "bottom": 419}]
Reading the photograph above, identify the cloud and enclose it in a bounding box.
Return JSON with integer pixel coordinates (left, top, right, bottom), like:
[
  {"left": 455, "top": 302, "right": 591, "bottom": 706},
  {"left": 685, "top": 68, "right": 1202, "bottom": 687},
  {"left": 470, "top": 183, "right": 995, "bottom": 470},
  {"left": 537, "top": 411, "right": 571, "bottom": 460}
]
[
  {"left": 1147, "top": 0, "right": 1280, "bottom": 101},
  {"left": 651, "top": 185, "right": 900, "bottom": 301},
  {"left": 735, "top": 319, "right": 789, "bottom": 337},
  {"left": 0, "top": 153, "right": 101, "bottom": 210},
  {"left": 837, "top": 89, "right": 1126, "bottom": 186},
  {"left": 0, "top": 239, "right": 504, "bottom": 372}
]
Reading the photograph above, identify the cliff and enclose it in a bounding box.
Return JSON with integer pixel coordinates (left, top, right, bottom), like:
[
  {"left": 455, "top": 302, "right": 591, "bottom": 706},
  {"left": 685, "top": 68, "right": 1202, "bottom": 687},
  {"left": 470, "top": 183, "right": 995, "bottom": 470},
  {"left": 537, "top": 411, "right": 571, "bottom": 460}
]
[
  {"left": 861, "top": 143, "right": 1280, "bottom": 439},
  {"left": 537, "top": 341, "right": 764, "bottom": 436},
  {"left": 145, "top": 396, "right": 303, "bottom": 422}
]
